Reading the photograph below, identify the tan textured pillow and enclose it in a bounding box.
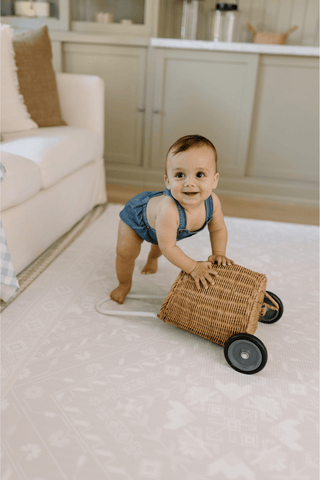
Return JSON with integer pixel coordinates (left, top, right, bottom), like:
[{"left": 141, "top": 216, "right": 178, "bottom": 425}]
[{"left": 13, "top": 26, "right": 66, "bottom": 127}]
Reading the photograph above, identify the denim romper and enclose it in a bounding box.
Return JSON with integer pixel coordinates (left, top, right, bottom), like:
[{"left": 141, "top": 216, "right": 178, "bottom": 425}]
[{"left": 119, "top": 188, "right": 213, "bottom": 245}]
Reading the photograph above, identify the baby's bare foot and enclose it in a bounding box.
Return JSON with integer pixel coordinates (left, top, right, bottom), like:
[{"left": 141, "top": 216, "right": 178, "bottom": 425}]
[
  {"left": 110, "top": 285, "right": 131, "bottom": 304},
  {"left": 141, "top": 259, "right": 158, "bottom": 275}
]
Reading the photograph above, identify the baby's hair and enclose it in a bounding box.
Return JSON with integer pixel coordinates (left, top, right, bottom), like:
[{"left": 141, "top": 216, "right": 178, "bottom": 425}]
[{"left": 165, "top": 135, "right": 218, "bottom": 174}]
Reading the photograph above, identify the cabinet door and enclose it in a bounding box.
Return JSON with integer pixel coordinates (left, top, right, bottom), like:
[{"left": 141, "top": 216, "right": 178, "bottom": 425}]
[
  {"left": 64, "top": 43, "right": 147, "bottom": 166},
  {"left": 71, "top": 0, "right": 160, "bottom": 37},
  {"left": 150, "top": 49, "right": 259, "bottom": 176},
  {"left": 0, "top": 0, "right": 69, "bottom": 31},
  {"left": 247, "top": 55, "right": 319, "bottom": 182}
]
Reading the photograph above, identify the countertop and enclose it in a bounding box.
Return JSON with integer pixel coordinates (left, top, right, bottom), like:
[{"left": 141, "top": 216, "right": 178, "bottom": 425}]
[
  {"left": 49, "top": 31, "right": 150, "bottom": 46},
  {"left": 150, "top": 38, "right": 320, "bottom": 56},
  {"left": 49, "top": 32, "right": 319, "bottom": 56}
]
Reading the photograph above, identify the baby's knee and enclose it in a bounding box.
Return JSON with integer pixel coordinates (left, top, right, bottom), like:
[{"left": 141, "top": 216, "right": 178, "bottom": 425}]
[
  {"left": 116, "top": 243, "right": 130, "bottom": 258},
  {"left": 116, "top": 242, "right": 140, "bottom": 260}
]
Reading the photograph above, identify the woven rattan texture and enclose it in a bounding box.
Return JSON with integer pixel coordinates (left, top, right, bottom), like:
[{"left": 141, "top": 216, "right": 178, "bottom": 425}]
[{"left": 158, "top": 264, "right": 267, "bottom": 346}]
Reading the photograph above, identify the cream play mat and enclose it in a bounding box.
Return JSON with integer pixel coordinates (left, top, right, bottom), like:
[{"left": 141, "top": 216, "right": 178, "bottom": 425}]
[{"left": 2, "top": 204, "right": 318, "bottom": 480}]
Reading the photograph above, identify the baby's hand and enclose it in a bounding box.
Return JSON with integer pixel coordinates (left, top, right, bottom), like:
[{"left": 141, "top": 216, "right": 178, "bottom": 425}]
[
  {"left": 190, "top": 261, "right": 218, "bottom": 290},
  {"left": 208, "top": 254, "right": 235, "bottom": 266}
]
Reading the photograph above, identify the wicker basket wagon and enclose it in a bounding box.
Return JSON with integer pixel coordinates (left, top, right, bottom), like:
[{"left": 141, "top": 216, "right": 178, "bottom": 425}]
[
  {"left": 158, "top": 264, "right": 266, "bottom": 345},
  {"left": 96, "top": 264, "right": 283, "bottom": 375},
  {"left": 158, "top": 263, "right": 283, "bottom": 374}
]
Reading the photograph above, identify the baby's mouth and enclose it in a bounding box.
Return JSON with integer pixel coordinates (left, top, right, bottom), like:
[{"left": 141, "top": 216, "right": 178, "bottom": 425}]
[{"left": 183, "top": 192, "right": 198, "bottom": 196}]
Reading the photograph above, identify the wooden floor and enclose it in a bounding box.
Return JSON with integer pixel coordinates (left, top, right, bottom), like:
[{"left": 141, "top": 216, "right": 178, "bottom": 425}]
[{"left": 106, "top": 183, "right": 319, "bottom": 226}]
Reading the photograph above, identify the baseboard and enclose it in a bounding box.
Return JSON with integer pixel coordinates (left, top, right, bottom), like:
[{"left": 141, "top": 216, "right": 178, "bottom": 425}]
[{"left": 105, "top": 164, "right": 319, "bottom": 207}]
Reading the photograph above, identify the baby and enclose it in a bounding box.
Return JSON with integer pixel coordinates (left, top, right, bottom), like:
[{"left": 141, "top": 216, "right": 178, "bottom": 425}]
[{"left": 111, "top": 134, "right": 234, "bottom": 304}]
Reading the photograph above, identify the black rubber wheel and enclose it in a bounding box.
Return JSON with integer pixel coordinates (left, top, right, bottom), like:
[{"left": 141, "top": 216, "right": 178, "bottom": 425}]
[
  {"left": 224, "top": 333, "right": 268, "bottom": 374},
  {"left": 259, "top": 291, "right": 284, "bottom": 324}
]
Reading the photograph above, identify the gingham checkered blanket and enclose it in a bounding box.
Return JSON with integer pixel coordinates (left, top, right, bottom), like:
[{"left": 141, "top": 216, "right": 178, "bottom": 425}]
[{"left": 0, "top": 162, "right": 20, "bottom": 303}]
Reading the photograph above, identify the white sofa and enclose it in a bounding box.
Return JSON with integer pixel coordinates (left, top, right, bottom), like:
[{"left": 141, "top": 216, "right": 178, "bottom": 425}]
[{"left": 0, "top": 72, "right": 107, "bottom": 276}]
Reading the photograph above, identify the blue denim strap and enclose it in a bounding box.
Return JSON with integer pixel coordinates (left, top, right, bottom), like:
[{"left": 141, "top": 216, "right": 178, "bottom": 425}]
[
  {"left": 164, "top": 188, "right": 186, "bottom": 230},
  {"left": 205, "top": 194, "right": 213, "bottom": 223}
]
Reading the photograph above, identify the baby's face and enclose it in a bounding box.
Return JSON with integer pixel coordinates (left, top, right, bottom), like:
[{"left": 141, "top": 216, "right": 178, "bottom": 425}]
[{"left": 164, "top": 145, "right": 219, "bottom": 206}]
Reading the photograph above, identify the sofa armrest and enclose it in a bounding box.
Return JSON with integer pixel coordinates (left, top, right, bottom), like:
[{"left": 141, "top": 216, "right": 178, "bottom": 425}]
[{"left": 56, "top": 73, "right": 104, "bottom": 149}]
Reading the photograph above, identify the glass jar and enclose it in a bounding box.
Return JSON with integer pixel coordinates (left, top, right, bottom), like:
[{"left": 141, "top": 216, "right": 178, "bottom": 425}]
[
  {"left": 208, "top": 2, "right": 239, "bottom": 42},
  {"left": 181, "top": 0, "right": 205, "bottom": 41}
]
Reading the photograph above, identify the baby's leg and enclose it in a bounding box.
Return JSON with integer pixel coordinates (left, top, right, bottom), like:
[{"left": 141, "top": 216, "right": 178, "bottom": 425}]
[
  {"left": 110, "top": 220, "right": 143, "bottom": 304},
  {"left": 141, "top": 244, "right": 162, "bottom": 275}
]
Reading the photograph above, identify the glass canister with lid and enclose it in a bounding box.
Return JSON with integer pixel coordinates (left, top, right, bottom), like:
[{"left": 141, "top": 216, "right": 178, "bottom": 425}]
[{"left": 208, "top": 2, "right": 239, "bottom": 42}]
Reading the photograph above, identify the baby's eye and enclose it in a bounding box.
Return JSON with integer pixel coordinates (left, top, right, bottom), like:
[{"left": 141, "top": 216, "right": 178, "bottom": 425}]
[
  {"left": 175, "top": 172, "right": 184, "bottom": 178},
  {"left": 197, "top": 172, "right": 205, "bottom": 178}
]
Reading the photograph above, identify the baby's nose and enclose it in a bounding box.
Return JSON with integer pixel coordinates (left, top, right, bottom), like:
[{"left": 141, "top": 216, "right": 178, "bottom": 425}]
[{"left": 184, "top": 176, "right": 195, "bottom": 186}]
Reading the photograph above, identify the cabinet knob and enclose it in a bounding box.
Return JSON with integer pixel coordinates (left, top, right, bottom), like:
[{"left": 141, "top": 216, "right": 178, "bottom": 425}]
[
  {"left": 137, "top": 106, "right": 145, "bottom": 112},
  {"left": 153, "top": 109, "right": 160, "bottom": 114}
]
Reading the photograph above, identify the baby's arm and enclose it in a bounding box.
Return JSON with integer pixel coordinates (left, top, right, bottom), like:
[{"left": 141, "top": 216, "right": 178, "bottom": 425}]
[
  {"left": 208, "top": 193, "right": 234, "bottom": 266},
  {"left": 155, "top": 200, "right": 196, "bottom": 273},
  {"left": 155, "top": 200, "right": 217, "bottom": 289}
]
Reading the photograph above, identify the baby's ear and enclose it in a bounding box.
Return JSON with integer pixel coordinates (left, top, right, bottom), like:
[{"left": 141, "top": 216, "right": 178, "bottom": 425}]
[
  {"left": 164, "top": 175, "right": 170, "bottom": 188},
  {"left": 213, "top": 172, "right": 219, "bottom": 188}
]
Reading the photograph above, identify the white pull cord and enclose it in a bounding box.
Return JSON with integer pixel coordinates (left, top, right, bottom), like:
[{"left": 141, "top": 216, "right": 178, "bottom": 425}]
[{"left": 95, "top": 294, "right": 166, "bottom": 318}]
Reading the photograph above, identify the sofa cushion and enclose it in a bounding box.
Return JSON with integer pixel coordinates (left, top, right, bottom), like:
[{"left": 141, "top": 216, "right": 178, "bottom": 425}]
[
  {"left": 0, "top": 151, "right": 41, "bottom": 211},
  {"left": 12, "top": 26, "right": 66, "bottom": 128},
  {"left": 0, "top": 24, "right": 38, "bottom": 133},
  {"left": 0, "top": 126, "right": 103, "bottom": 189}
]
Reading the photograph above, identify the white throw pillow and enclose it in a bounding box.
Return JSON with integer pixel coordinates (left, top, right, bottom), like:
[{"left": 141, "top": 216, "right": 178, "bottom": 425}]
[{"left": 0, "top": 24, "right": 38, "bottom": 133}]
